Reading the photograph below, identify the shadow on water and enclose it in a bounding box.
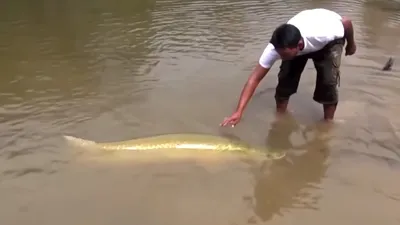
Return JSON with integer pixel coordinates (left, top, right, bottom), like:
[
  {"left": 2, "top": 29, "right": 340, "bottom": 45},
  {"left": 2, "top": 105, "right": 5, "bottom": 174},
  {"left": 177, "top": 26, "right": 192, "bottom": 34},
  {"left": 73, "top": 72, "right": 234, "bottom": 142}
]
[{"left": 249, "top": 113, "right": 331, "bottom": 221}]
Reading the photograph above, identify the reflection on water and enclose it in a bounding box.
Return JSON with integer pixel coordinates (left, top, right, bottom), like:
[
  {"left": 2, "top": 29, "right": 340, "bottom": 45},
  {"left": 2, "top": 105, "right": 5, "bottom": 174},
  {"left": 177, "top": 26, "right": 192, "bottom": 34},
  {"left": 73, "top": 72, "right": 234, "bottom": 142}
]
[
  {"left": 253, "top": 114, "right": 331, "bottom": 222},
  {"left": 0, "top": 0, "right": 400, "bottom": 224}
]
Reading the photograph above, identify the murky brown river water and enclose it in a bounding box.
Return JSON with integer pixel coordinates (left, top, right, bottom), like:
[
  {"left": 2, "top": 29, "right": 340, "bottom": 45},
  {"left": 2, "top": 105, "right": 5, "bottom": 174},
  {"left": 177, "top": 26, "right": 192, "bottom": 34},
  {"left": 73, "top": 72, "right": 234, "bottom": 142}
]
[{"left": 1, "top": 0, "right": 400, "bottom": 224}]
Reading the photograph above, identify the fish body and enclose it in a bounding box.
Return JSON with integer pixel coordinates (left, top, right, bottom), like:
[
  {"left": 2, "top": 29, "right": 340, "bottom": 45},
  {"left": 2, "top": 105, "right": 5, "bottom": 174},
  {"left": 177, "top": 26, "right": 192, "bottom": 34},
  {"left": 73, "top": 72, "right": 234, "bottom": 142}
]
[{"left": 63, "top": 133, "right": 285, "bottom": 159}]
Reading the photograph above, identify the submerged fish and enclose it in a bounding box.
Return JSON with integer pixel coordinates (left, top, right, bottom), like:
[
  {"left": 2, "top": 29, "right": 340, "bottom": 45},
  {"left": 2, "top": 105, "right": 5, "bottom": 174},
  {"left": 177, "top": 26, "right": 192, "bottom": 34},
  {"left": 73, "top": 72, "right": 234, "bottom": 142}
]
[{"left": 63, "top": 133, "right": 285, "bottom": 159}]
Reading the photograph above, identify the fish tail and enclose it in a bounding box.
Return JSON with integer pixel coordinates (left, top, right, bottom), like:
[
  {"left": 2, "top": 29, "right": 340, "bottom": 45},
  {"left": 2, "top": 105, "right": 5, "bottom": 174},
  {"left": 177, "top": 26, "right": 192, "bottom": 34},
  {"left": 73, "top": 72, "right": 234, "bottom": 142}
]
[{"left": 63, "top": 135, "right": 97, "bottom": 148}]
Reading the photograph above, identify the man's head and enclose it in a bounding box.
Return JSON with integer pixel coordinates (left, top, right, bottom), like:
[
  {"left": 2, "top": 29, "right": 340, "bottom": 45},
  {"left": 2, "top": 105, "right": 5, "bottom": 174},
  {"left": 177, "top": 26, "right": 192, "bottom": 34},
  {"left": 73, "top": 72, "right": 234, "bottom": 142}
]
[{"left": 270, "top": 24, "right": 303, "bottom": 60}]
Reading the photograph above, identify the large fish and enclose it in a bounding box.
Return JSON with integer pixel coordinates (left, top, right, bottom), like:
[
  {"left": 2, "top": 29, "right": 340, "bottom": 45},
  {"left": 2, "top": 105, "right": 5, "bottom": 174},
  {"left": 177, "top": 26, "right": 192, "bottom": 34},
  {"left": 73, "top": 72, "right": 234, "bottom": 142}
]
[{"left": 63, "top": 133, "right": 285, "bottom": 159}]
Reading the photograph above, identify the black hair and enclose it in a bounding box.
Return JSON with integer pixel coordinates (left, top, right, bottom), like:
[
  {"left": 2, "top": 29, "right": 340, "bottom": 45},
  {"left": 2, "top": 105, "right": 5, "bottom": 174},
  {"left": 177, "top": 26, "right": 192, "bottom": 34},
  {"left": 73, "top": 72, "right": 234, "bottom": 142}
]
[{"left": 269, "top": 24, "right": 301, "bottom": 49}]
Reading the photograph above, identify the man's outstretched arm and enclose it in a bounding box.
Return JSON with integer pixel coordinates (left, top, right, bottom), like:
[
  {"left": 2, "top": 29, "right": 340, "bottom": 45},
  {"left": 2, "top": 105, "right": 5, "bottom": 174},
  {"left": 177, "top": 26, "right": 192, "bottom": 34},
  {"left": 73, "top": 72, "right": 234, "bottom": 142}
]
[
  {"left": 220, "top": 64, "right": 269, "bottom": 127},
  {"left": 220, "top": 42, "right": 278, "bottom": 127},
  {"left": 235, "top": 64, "right": 270, "bottom": 114}
]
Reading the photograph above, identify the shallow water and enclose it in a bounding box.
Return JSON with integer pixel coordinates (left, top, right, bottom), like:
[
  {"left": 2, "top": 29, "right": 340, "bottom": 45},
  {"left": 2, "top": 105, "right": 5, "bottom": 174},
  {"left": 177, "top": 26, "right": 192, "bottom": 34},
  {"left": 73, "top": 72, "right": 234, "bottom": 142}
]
[{"left": 0, "top": 0, "right": 400, "bottom": 224}]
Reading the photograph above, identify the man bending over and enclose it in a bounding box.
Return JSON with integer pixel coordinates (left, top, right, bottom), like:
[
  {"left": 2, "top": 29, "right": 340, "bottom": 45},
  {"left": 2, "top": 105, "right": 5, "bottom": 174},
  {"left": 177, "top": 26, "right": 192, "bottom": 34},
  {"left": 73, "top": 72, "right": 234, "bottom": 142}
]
[{"left": 220, "top": 8, "right": 356, "bottom": 127}]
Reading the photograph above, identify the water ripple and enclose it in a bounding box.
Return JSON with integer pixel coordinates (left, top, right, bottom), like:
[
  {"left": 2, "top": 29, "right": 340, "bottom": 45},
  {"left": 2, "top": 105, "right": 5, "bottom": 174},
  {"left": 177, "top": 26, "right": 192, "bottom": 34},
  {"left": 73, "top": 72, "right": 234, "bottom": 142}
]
[{"left": 1, "top": 1, "right": 400, "bottom": 223}]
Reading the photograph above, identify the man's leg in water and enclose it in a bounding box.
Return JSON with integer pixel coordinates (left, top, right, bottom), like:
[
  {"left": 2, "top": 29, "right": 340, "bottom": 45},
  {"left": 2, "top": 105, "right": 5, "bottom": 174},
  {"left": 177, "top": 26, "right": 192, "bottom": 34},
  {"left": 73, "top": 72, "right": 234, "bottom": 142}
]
[
  {"left": 312, "top": 39, "right": 345, "bottom": 122},
  {"left": 274, "top": 55, "right": 308, "bottom": 114}
]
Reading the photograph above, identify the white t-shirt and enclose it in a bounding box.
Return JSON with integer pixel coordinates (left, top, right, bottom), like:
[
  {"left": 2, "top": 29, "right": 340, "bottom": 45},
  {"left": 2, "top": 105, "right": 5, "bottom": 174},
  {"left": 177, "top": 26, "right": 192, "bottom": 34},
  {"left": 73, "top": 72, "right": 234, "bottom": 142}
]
[{"left": 258, "top": 8, "right": 345, "bottom": 69}]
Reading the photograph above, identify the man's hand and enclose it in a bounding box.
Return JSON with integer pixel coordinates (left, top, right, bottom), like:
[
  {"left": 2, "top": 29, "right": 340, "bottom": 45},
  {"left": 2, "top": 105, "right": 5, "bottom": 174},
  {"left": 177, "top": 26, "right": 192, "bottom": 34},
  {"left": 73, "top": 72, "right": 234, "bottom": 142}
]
[
  {"left": 220, "top": 111, "right": 242, "bottom": 127},
  {"left": 219, "top": 64, "right": 270, "bottom": 128},
  {"left": 345, "top": 42, "right": 356, "bottom": 56}
]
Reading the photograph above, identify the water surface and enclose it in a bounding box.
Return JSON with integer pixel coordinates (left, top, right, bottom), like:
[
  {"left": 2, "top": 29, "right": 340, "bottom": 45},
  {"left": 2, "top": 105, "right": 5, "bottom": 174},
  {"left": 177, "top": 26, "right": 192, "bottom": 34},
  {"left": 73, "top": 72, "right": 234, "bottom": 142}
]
[{"left": 0, "top": 0, "right": 400, "bottom": 224}]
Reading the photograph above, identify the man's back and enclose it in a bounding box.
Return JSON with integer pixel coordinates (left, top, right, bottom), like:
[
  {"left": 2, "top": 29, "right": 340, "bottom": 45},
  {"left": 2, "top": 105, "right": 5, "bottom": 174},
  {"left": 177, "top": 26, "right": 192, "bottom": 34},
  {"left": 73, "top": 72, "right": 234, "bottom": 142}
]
[
  {"left": 258, "top": 8, "right": 345, "bottom": 68},
  {"left": 287, "top": 8, "right": 345, "bottom": 53}
]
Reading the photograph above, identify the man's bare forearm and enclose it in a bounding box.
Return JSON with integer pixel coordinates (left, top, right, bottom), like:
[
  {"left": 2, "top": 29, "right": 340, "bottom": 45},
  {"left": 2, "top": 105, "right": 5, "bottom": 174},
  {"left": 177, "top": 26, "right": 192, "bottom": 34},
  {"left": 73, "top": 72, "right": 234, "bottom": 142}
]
[
  {"left": 235, "top": 65, "right": 269, "bottom": 114},
  {"left": 341, "top": 16, "right": 355, "bottom": 45},
  {"left": 235, "top": 80, "right": 258, "bottom": 113}
]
